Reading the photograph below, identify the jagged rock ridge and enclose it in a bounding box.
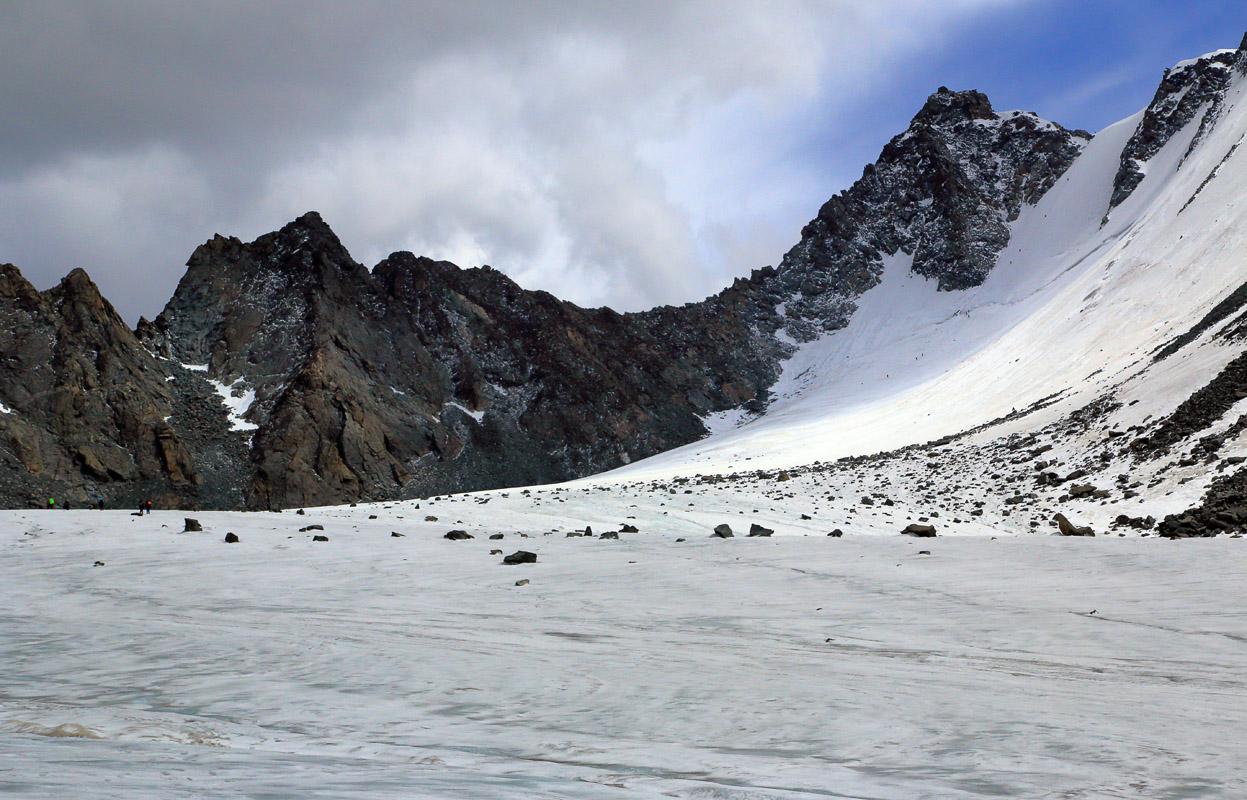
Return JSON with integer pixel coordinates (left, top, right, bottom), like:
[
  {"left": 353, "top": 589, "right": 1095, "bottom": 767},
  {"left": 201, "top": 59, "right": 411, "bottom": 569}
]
[{"left": 0, "top": 83, "right": 1098, "bottom": 508}]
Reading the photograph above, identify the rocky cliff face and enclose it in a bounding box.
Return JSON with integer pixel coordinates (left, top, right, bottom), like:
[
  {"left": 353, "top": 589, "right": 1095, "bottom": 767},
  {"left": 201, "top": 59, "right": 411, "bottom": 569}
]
[
  {"left": 138, "top": 214, "right": 789, "bottom": 508},
  {"left": 1, "top": 84, "right": 1093, "bottom": 509},
  {"left": 0, "top": 265, "right": 248, "bottom": 508}
]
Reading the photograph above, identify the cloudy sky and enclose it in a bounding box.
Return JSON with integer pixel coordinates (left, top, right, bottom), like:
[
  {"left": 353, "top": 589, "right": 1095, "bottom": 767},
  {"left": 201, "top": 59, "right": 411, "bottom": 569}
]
[{"left": 1, "top": 1, "right": 1243, "bottom": 323}]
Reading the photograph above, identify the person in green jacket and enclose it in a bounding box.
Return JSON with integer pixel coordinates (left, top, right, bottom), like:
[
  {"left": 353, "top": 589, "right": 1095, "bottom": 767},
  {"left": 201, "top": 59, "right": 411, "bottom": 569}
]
[{"left": 48, "top": 498, "right": 54, "bottom": 510}]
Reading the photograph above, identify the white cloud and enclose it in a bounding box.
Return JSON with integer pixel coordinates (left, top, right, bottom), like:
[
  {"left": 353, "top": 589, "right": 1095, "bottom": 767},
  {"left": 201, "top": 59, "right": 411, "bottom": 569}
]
[{"left": 0, "top": 0, "right": 1029, "bottom": 321}]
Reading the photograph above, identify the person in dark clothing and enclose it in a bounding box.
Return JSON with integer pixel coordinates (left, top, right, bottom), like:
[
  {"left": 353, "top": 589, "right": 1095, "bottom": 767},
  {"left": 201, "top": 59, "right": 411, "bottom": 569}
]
[
  {"left": 48, "top": 498, "right": 55, "bottom": 510},
  {"left": 144, "top": 500, "right": 152, "bottom": 515},
  {"left": 97, "top": 497, "right": 105, "bottom": 511}
]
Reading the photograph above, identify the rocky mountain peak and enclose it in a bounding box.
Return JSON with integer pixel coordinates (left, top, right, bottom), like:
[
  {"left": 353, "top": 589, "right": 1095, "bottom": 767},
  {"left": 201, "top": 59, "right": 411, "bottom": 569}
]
[
  {"left": 768, "top": 87, "right": 1087, "bottom": 340},
  {"left": 0, "top": 263, "right": 42, "bottom": 307},
  {"left": 911, "top": 87, "right": 997, "bottom": 127}
]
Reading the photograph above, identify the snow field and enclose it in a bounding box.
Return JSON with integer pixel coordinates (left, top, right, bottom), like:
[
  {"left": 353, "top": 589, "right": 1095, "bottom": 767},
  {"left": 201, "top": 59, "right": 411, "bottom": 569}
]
[{"left": 2, "top": 503, "right": 1245, "bottom": 798}]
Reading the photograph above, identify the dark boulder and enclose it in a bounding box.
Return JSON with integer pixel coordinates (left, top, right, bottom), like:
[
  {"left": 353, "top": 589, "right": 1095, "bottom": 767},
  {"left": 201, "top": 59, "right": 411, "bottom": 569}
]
[
  {"left": 1055, "top": 513, "right": 1094, "bottom": 536},
  {"left": 503, "top": 550, "right": 537, "bottom": 564}
]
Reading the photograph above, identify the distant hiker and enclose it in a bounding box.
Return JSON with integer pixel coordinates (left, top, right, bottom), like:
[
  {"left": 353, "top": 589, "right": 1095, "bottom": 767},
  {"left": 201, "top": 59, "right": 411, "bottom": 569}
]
[
  {"left": 48, "top": 498, "right": 54, "bottom": 510},
  {"left": 137, "top": 501, "right": 145, "bottom": 516},
  {"left": 63, "top": 499, "right": 71, "bottom": 510},
  {"left": 145, "top": 500, "right": 152, "bottom": 515},
  {"left": 97, "top": 497, "right": 105, "bottom": 511}
]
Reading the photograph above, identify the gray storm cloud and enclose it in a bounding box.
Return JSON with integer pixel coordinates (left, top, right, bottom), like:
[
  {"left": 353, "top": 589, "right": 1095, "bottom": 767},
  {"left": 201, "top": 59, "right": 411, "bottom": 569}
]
[{"left": 0, "top": 0, "right": 1018, "bottom": 322}]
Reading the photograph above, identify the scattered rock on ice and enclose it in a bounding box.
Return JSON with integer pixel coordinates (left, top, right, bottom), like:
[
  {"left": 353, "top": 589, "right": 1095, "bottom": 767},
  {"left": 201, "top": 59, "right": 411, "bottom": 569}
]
[
  {"left": 748, "top": 523, "right": 774, "bottom": 537},
  {"left": 1055, "top": 513, "right": 1094, "bottom": 536},
  {"left": 224, "top": 532, "right": 239, "bottom": 543},
  {"left": 712, "top": 524, "right": 734, "bottom": 538},
  {"left": 503, "top": 550, "right": 537, "bottom": 564},
  {"left": 312, "top": 534, "right": 329, "bottom": 542},
  {"left": 444, "top": 530, "right": 473, "bottom": 540},
  {"left": 903, "top": 524, "right": 937, "bottom": 537},
  {"left": 183, "top": 518, "right": 202, "bottom": 532}
]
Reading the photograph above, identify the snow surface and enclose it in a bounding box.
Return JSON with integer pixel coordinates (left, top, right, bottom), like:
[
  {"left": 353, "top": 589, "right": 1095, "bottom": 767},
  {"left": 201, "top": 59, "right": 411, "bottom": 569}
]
[
  {"left": 444, "top": 401, "right": 486, "bottom": 423},
  {"left": 3, "top": 506, "right": 1246, "bottom": 799},
  {"left": 207, "top": 378, "right": 259, "bottom": 432}
]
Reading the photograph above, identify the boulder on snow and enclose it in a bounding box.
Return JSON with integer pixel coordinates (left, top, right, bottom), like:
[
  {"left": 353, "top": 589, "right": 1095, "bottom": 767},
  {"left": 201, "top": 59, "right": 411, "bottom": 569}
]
[
  {"left": 1055, "top": 513, "right": 1094, "bottom": 536},
  {"left": 312, "top": 534, "right": 329, "bottom": 542},
  {"left": 224, "top": 532, "right": 239, "bottom": 543},
  {"left": 903, "top": 523, "right": 937, "bottom": 537},
  {"left": 748, "top": 523, "right": 774, "bottom": 537},
  {"left": 503, "top": 550, "right": 537, "bottom": 564},
  {"left": 712, "top": 524, "right": 734, "bottom": 538},
  {"left": 599, "top": 531, "right": 620, "bottom": 539},
  {"left": 620, "top": 523, "right": 639, "bottom": 533},
  {"left": 444, "top": 530, "right": 473, "bottom": 540},
  {"left": 828, "top": 529, "right": 844, "bottom": 537},
  {"left": 183, "top": 518, "right": 202, "bottom": 532}
]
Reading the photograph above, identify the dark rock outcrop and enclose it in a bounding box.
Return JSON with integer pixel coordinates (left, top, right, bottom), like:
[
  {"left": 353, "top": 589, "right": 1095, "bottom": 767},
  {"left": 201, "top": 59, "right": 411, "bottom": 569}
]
[{"left": 1110, "top": 42, "right": 1247, "bottom": 210}]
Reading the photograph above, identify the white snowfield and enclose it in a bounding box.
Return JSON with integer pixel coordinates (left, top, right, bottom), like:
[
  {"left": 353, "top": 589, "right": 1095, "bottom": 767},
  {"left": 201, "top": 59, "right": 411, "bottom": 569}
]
[
  {"left": 9, "top": 50, "right": 1247, "bottom": 800},
  {"left": 2, "top": 506, "right": 1246, "bottom": 799}
]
